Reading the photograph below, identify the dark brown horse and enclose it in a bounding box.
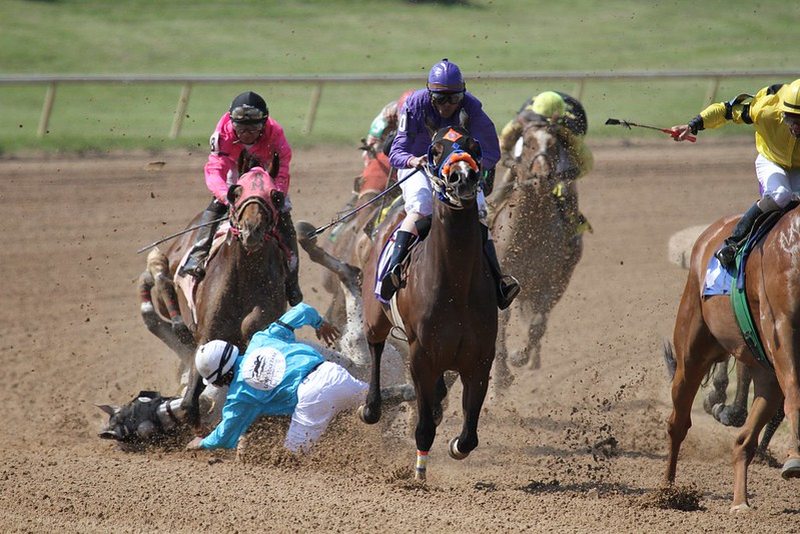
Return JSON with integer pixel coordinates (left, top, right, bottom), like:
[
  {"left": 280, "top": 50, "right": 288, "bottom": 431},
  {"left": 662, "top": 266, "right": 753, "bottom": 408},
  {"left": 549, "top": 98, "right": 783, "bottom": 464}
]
[
  {"left": 491, "top": 117, "right": 582, "bottom": 387},
  {"left": 665, "top": 206, "right": 800, "bottom": 511},
  {"left": 138, "top": 167, "right": 287, "bottom": 428},
  {"left": 358, "top": 127, "right": 498, "bottom": 481}
]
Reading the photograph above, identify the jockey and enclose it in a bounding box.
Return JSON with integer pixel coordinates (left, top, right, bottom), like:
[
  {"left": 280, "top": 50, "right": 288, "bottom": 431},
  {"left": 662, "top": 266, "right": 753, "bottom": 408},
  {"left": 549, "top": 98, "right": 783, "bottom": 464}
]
[
  {"left": 179, "top": 91, "right": 303, "bottom": 306},
  {"left": 186, "top": 302, "right": 367, "bottom": 454},
  {"left": 382, "top": 58, "right": 520, "bottom": 310},
  {"left": 363, "top": 89, "right": 414, "bottom": 163},
  {"left": 496, "top": 91, "right": 594, "bottom": 234},
  {"left": 672, "top": 79, "right": 800, "bottom": 269}
]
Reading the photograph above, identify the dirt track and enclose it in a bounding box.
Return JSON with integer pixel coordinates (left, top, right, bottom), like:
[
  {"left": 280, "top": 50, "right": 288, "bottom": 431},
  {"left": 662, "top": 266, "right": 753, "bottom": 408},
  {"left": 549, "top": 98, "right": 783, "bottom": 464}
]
[{"left": 3, "top": 137, "right": 800, "bottom": 532}]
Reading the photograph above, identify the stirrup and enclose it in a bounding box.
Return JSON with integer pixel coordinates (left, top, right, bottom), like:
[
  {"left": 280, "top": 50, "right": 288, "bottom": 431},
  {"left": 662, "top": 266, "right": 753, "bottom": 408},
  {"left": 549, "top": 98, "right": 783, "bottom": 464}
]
[
  {"left": 498, "top": 275, "right": 520, "bottom": 310},
  {"left": 714, "top": 244, "right": 737, "bottom": 270},
  {"left": 178, "top": 259, "right": 206, "bottom": 280}
]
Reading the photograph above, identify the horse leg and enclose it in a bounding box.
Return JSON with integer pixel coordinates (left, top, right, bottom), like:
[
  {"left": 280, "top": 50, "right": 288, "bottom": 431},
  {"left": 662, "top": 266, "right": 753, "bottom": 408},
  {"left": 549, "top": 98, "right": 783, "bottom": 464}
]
[
  {"left": 492, "top": 313, "right": 514, "bottom": 393},
  {"left": 412, "top": 364, "right": 442, "bottom": 481},
  {"left": 358, "top": 340, "right": 384, "bottom": 425},
  {"left": 730, "top": 367, "right": 782, "bottom": 511},
  {"left": 665, "top": 298, "right": 725, "bottom": 485},
  {"left": 138, "top": 268, "right": 195, "bottom": 376},
  {"left": 522, "top": 312, "right": 547, "bottom": 370},
  {"left": 714, "top": 361, "right": 751, "bottom": 427},
  {"left": 756, "top": 403, "right": 784, "bottom": 466},
  {"left": 179, "top": 366, "right": 205, "bottom": 432},
  {"left": 449, "top": 361, "right": 492, "bottom": 461},
  {"left": 703, "top": 359, "right": 729, "bottom": 415}
]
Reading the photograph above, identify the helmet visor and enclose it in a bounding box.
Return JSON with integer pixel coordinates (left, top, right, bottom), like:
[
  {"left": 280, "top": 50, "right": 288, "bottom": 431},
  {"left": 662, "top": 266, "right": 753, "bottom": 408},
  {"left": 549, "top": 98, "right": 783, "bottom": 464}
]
[{"left": 230, "top": 105, "right": 267, "bottom": 125}]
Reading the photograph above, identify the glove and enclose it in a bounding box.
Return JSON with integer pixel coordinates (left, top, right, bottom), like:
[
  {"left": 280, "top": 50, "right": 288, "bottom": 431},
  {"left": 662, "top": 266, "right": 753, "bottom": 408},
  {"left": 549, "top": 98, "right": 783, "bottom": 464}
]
[
  {"left": 481, "top": 167, "right": 496, "bottom": 196},
  {"left": 271, "top": 190, "right": 286, "bottom": 209}
]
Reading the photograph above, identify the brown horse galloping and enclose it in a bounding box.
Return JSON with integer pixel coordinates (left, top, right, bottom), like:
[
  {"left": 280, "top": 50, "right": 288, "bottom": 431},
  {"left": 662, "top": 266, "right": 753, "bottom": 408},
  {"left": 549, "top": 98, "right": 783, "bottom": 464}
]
[
  {"left": 138, "top": 167, "right": 287, "bottom": 428},
  {"left": 359, "top": 127, "right": 498, "bottom": 481},
  {"left": 665, "top": 206, "right": 800, "bottom": 511},
  {"left": 491, "top": 117, "right": 583, "bottom": 387}
]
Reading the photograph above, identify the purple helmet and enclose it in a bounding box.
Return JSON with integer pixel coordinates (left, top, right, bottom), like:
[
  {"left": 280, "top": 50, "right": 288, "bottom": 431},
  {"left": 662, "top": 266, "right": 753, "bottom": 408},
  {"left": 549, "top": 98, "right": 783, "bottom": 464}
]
[{"left": 426, "top": 59, "right": 465, "bottom": 93}]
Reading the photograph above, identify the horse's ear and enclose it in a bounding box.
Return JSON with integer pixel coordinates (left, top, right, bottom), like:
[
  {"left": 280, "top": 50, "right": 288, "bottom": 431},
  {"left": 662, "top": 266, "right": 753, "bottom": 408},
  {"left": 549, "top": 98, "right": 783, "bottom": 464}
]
[
  {"left": 430, "top": 142, "right": 444, "bottom": 166},
  {"left": 96, "top": 404, "right": 119, "bottom": 416},
  {"left": 227, "top": 184, "right": 243, "bottom": 206}
]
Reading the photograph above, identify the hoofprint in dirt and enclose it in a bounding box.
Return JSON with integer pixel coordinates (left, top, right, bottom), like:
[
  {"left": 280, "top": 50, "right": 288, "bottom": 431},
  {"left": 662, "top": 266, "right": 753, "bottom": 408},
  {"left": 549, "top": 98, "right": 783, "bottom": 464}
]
[{"left": 3, "top": 139, "right": 800, "bottom": 532}]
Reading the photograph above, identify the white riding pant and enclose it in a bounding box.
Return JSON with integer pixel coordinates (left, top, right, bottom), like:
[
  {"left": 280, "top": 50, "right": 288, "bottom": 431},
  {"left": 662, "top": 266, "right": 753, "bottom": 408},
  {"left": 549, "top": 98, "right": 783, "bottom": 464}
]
[
  {"left": 284, "top": 361, "right": 368, "bottom": 453},
  {"left": 397, "top": 167, "right": 488, "bottom": 224},
  {"left": 755, "top": 154, "right": 800, "bottom": 208}
]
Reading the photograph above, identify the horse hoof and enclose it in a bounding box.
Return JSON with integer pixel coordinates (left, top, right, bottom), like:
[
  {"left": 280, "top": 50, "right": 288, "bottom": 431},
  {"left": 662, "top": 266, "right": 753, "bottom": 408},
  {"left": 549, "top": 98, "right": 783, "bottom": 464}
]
[
  {"left": 357, "top": 404, "right": 380, "bottom": 425},
  {"left": 448, "top": 437, "right": 469, "bottom": 460},
  {"left": 508, "top": 351, "right": 529, "bottom": 368},
  {"left": 729, "top": 503, "right": 751, "bottom": 513},
  {"left": 781, "top": 458, "right": 800, "bottom": 479}
]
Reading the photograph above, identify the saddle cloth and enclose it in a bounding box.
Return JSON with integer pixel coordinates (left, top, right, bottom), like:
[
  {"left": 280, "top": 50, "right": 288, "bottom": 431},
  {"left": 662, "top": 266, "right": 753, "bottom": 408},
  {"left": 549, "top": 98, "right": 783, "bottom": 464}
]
[
  {"left": 702, "top": 255, "right": 732, "bottom": 297},
  {"left": 175, "top": 222, "right": 231, "bottom": 324}
]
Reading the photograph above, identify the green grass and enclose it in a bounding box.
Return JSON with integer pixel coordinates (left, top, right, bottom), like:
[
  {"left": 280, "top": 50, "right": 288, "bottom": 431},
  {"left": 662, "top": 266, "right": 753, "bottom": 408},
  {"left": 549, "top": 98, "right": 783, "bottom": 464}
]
[{"left": 0, "top": 0, "right": 796, "bottom": 154}]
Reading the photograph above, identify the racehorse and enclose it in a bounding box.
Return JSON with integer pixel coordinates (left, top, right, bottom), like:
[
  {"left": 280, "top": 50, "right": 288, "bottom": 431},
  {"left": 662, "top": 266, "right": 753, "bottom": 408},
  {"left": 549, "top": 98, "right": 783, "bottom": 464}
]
[
  {"left": 138, "top": 166, "right": 287, "bottom": 428},
  {"left": 664, "top": 206, "right": 800, "bottom": 511},
  {"left": 490, "top": 115, "right": 582, "bottom": 387},
  {"left": 358, "top": 126, "right": 498, "bottom": 481},
  {"left": 318, "top": 152, "right": 397, "bottom": 325}
]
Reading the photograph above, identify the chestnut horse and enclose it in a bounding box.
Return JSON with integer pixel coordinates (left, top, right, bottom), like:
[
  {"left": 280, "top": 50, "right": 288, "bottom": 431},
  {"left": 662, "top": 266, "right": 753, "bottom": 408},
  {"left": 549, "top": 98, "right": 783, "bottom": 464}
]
[
  {"left": 491, "top": 117, "right": 582, "bottom": 387},
  {"left": 138, "top": 167, "right": 287, "bottom": 428},
  {"left": 318, "top": 153, "right": 398, "bottom": 325},
  {"left": 665, "top": 206, "right": 800, "bottom": 511},
  {"left": 358, "top": 127, "right": 498, "bottom": 481}
]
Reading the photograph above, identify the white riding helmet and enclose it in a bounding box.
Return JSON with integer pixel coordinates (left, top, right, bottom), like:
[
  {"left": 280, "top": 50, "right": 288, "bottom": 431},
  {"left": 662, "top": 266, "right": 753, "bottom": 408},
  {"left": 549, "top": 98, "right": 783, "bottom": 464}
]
[{"left": 195, "top": 340, "right": 239, "bottom": 385}]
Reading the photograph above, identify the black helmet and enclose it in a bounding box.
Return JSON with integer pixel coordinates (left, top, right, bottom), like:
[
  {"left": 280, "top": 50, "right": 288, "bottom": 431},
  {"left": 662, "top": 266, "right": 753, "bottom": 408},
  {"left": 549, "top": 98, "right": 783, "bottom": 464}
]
[{"left": 229, "top": 91, "right": 269, "bottom": 125}]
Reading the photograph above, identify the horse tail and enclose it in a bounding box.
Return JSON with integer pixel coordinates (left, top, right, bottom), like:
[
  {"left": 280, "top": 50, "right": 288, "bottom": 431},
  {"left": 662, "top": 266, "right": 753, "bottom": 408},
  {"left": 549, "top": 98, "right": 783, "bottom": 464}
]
[{"left": 662, "top": 338, "right": 677, "bottom": 380}]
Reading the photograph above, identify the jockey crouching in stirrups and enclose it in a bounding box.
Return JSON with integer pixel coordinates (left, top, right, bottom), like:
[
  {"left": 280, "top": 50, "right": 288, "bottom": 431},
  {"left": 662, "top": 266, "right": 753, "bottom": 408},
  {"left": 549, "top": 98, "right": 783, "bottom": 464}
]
[
  {"left": 179, "top": 91, "right": 303, "bottom": 306},
  {"left": 379, "top": 58, "right": 520, "bottom": 310}
]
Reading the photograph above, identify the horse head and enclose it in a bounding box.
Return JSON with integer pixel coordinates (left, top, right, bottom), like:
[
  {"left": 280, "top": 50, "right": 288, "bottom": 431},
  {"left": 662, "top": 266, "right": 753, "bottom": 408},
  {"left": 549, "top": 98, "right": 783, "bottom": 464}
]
[
  {"left": 517, "top": 113, "right": 560, "bottom": 192},
  {"left": 227, "top": 167, "right": 280, "bottom": 251},
  {"left": 97, "top": 391, "right": 182, "bottom": 444},
  {"left": 427, "top": 126, "right": 482, "bottom": 208}
]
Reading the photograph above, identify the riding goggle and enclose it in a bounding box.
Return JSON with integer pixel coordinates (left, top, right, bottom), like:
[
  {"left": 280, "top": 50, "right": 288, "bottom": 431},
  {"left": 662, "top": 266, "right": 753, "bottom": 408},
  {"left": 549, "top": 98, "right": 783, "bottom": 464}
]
[
  {"left": 430, "top": 92, "right": 464, "bottom": 105},
  {"left": 233, "top": 122, "right": 264, "bottom": 134},
  {"left": 230, "top": 105, "right": 267, "bottom": 124}
]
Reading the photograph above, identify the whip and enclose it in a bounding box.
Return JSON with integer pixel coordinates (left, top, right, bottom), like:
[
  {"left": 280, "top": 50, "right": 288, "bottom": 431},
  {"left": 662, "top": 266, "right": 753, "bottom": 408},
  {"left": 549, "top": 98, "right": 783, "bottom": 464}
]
[
  {"left": 605, "top": 118, "right": 696, "bottom": 142},
  {"left": 136, "top": 216, "right": 228, "bottom": 254}
]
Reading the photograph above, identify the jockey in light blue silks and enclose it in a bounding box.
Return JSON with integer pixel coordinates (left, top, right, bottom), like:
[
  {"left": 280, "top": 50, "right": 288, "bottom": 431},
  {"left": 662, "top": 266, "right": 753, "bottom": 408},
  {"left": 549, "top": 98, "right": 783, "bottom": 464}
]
[
  {"left": 186, "top": 303, "right": 367, "bottom": 453},
  {"left": 382, "top": 58, "right": 520, "bottom": 309}
]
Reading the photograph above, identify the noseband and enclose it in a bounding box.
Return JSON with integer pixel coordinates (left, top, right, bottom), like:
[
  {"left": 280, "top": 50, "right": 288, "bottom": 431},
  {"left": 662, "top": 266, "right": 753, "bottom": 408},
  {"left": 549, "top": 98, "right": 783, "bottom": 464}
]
[{"left": 228, "top": 195, "right": 277, "bottom": 242}]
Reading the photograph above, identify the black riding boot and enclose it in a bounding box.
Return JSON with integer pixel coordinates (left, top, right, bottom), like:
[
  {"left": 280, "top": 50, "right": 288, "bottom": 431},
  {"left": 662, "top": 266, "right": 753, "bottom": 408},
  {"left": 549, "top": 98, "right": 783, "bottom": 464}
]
[
  {"left": 379, "top": 230, "right": 415, "bottom": 301},
  {"left": 715, "top": 202, "right": 764, "bottom": 270},
  {"left": 276, "top": 210, "right": 303, "bottom": 306},
  {"left": 481, "top": 225, "right": 520, "bottom": 310},
  {"left": 179, "top": 199, "right": 226, "bottom": 280}
]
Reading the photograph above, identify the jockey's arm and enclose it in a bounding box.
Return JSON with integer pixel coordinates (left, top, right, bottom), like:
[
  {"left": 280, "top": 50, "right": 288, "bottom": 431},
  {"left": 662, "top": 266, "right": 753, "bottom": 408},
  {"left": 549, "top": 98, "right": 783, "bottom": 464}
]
[
  {"left": 498, "top": 119, "right": 523, "bottom": 155},
  {"left": 269, "top": 126, "right": 293, "bottom": 194},
  {"left": 204, "top": 153, "right": 236, "bottom": 205},
  {"left": 275, "top": 303, "right": 324, "bottom": 332},
  {"left": 199, "top": 398, "right": 260, "bottom": 450}
]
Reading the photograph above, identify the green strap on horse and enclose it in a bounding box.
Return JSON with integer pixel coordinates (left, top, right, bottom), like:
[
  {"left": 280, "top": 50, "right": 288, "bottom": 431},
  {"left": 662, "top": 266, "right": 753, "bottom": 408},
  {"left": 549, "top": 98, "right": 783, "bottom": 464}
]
[
  {"left": 730, "top": 246, "right": 771, "bottom": 369},
  {"left": 728, "top": 211, "right": 786, "bottom": 370}
]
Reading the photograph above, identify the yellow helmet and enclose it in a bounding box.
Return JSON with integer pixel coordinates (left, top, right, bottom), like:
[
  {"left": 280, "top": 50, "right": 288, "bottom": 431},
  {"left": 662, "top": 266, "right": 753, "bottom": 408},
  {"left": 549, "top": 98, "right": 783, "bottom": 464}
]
[
  {"left": 531, "top": 91, "right": 566, "bottom": 118},
  {"left": 780, "top": 79, "right": 800, "bottom": 114}
]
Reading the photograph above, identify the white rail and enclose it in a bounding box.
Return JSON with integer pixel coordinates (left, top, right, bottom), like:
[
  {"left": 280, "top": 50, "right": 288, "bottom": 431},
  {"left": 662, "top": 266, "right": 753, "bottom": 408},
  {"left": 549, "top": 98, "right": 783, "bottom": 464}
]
[{"left": 1, "top": 70, "right": 795, "bottom": 138}]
